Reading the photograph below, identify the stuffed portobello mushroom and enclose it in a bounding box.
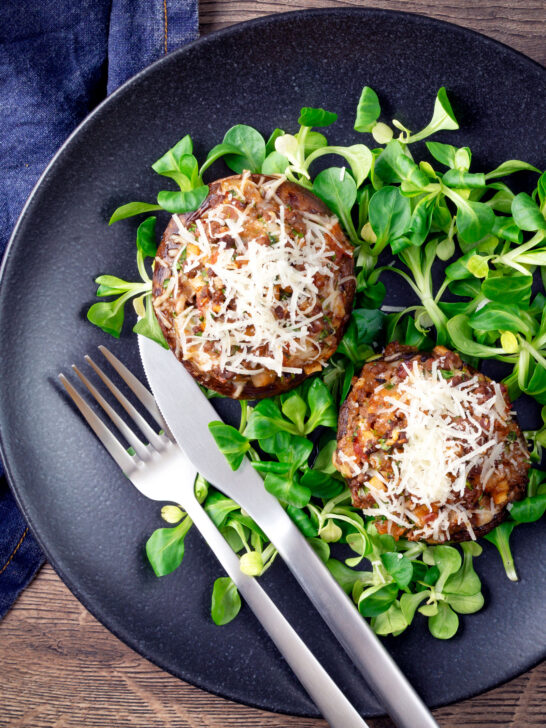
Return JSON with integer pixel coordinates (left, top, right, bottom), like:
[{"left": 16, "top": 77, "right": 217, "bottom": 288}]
[
  {"left": 333, "top": 343, "right": 530, "bottom": 544},
  {"left": 152, "top": 172, "right": 355, "bottom": 399}
]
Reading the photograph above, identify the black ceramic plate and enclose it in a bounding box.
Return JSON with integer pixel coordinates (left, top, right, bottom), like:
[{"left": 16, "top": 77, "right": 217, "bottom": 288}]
[{"left": 1, "top": 8, "right": 545, "bottom": 718}]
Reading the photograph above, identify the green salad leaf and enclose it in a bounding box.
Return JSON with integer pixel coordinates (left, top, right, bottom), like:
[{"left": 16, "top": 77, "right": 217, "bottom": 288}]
[
  {"left": 91, "top": 84, "right": 544, "bottom": 642},
  {"left": 211, "top": 577, "right": 242, "bottom": 625},
  {"left": 298, "top": 106, "right": 338, "bottom": 127},
  {"left": 354, "top": 86, "right": 381, "bottom": 133}
]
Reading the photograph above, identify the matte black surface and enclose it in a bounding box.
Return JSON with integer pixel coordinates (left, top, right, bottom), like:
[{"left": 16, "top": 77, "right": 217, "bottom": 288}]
[{"left": 0, "top": 8, "right": 545, "bottom": 718}]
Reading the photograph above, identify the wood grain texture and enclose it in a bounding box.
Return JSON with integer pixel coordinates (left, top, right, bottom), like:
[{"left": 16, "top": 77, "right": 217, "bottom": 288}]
[
  {"left": 1, "top": 564, "right": 546, "bottom": 728},
  {"left": 1, "top": 2, "right": 545, "bottom": 726},
  {"left": 199, "top": 0, "right": 546, "bottom": 65}
]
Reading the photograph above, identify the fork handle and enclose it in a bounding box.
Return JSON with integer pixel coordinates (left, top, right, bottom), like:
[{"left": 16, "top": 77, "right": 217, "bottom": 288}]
[{"left": 181, "top": 490, "right": 369, "bottom": 728}]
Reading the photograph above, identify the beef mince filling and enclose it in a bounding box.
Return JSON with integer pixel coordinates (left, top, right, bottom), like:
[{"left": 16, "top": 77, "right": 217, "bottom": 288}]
[
  {"left": 333, "top": 343, "right": 530, "bottom": 543},
  {"left": 152, "top": 172, "right": 355, "bottom": 399}
]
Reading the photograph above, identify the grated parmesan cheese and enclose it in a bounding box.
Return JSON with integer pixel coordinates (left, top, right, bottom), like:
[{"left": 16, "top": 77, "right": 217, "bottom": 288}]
[
  {"left": 357, "top": 358, "right": 520, "bottom": 542},
  {"left": 154, "top": 174, "right": 355, "bottom": 381}
]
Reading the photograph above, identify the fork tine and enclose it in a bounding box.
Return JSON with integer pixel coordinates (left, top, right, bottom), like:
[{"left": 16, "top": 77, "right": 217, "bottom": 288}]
[
  {"left": 59, "top": 374, "right": 136, "bottom": 473},
  {"left": 72, "top": 365, "right": 151, "bottom": 461},
  {"left": 98, "top": 345, "right": 168, "bottom": 432},
  {"left": 84, "top": 354, "right": 166, "bottom": 451}
]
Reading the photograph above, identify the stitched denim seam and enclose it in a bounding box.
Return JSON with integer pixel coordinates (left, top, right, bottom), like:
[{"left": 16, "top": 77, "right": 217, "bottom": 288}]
[
  {"left": 163, "top": 0, "right": 168, "bottom": 53},
  {"left": 0, "top": 527, "right": 28, "bottom": 576}
]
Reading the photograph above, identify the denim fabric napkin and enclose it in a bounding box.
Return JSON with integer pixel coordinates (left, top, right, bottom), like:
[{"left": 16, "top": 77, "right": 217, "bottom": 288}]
[{"left": 0, "top": 0, "right": 198, "bottom": 619}]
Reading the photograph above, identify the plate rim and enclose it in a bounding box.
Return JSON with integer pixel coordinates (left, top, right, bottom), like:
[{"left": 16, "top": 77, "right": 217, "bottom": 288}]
[{"left": 0, "top": 6, "right": 544, "bottom": 718}]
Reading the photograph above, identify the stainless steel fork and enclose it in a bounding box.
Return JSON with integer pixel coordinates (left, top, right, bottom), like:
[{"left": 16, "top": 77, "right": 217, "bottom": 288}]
[{"left": 59, "top": 346, "right": 369, "bottom": 728}]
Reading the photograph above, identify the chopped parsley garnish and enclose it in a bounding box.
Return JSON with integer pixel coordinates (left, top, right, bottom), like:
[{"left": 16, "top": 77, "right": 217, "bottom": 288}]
[{"left": 176, "top": 248, "right": 187, "bottom": 269}]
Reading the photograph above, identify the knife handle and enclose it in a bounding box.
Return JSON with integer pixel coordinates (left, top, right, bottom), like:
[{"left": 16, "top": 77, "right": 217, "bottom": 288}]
[
  {"left": 180, "top": 488, "right": 369, "bottom": 728},
  {"left": 234, "top": 464, "right": 439, "bottom": 728}
]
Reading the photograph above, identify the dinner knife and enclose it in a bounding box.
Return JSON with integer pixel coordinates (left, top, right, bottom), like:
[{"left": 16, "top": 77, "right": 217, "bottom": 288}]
[{"left": 139, "top": 335, "right": 439, "bottom": 728}]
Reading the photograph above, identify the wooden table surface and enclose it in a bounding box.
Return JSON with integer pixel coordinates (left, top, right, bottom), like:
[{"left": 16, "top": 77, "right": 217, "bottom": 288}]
[{"left": 1, "top": 2, "right": 545, "bottom": 727}]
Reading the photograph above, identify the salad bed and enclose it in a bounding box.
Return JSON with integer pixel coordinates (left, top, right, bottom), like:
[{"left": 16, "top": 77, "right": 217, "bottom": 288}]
[{"left": 89, "top": 87, "right": 546, "bottom": 640}]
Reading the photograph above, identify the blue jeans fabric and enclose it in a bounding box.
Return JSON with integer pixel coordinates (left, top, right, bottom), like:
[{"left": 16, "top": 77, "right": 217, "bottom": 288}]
[{"left": 0, "top": 0, "right": 198, "bottom": 619}]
